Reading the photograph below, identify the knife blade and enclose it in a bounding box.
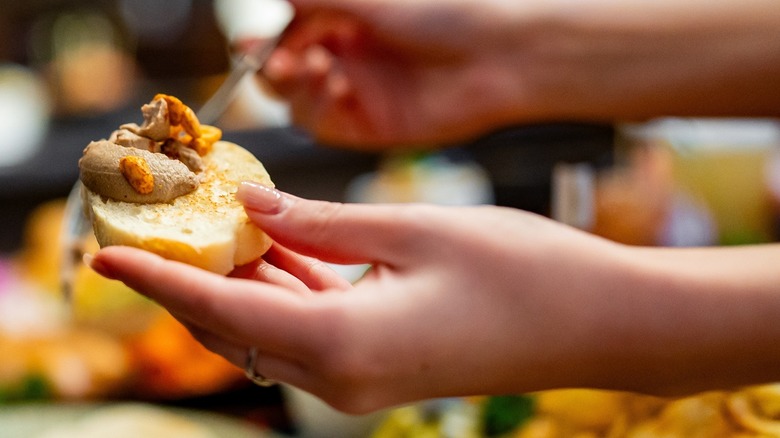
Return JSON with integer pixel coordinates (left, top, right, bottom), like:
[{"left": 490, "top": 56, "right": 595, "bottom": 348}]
[{"left": 197, "top": 31, "right": 288, "bottom": 125}]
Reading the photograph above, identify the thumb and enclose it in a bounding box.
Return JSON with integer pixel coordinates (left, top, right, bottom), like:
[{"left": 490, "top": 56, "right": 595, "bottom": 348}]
[{"left": 236, "top": 181, "right": 419, "bottom": 266}]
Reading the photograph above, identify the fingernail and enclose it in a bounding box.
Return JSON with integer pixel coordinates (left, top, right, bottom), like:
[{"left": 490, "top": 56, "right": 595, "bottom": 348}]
[
  {"left": 83, "top": 252, "right": 115, "bottom": 280},
  {"left": 237, "top": 181, "right": 289, "bottom": 214}
]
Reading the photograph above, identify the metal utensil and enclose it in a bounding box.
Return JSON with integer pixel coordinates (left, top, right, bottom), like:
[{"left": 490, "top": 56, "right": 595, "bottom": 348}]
[
  {"left": 197, "top": 33, "right": 286, "bottom": 125},
  {"left": 60, "top": 181, "right": 91, "bottom": 308}
]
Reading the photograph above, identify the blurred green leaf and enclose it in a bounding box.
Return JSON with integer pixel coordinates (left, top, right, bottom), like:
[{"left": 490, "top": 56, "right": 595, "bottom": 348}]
[{"left": 482, "top": 394, "right": 535, "bottom": 436}]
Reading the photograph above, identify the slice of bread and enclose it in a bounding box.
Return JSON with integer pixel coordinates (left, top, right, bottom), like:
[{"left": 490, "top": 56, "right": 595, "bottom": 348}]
[{"left": 82, "top": 141, "right": 274, "bottom": 274}]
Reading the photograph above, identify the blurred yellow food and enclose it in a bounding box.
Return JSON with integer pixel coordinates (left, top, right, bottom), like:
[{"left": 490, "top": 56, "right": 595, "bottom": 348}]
[
  {"left": 16, "top": 199, "right": 161, "bottom": 336},
  {"left": 670, "top": 141, "right": 774, "bottom": 245},
  {"left": 0, "top": 328, "right": 128, "bottom": 400},
  {"left": 373, "top": 386, "right": 780, "bottom": 437},
  {"left": 16, "top": 199, "right": 66, "bottom": 292},
  {"left": 5, "top": 199, "right": 245, "bottom": 401},
  {"left": 535, "top": 389, "right": 635, "bottom": 432}
]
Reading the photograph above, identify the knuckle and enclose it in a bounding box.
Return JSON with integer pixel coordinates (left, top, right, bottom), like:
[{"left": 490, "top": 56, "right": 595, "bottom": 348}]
[{"left": 303, "top": 200, "right": 348, "bottom": 242}]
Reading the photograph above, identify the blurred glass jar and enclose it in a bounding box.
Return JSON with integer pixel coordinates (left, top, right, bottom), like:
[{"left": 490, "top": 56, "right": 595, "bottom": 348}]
[
  {"left": 0, "top": 64, "right": 51, "bottom": 168},
  {"left": 552, "top": 144, "right": 677, "bottom": 247},
  {"left": 634, "top": 118, "right": 780, "bottom": 245}
]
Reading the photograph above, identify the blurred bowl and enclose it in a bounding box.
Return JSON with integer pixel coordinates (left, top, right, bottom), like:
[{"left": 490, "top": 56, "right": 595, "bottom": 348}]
[{"left": 0, "top": 64, "right": 51, "bottom": 168}]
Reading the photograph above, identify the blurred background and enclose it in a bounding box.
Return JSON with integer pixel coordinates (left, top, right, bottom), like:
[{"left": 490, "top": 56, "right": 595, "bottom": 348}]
[{"left": 1, "top": 1, "right": 779, "bottom": 437}]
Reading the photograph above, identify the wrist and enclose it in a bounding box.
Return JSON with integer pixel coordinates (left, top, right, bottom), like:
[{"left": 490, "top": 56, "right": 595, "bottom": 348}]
[
  {"left": 582, "top": 245, "right": 780, "bottom": 396},
  {"left": 494, "top": 0, "right": 780, "bottom": 122}
]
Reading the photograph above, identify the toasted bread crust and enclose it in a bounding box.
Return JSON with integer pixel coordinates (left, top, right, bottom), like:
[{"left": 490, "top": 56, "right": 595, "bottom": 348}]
[{"left": 83, "top": 141, "right": 274, "bottom": 274}]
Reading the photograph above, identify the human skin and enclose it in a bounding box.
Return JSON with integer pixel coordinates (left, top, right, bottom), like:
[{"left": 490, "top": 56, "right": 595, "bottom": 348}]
[
  {"left": 88, "top": 183, "right": 780, "bottom": 414},
  {"left": 85, "top": 0, "right": 780, "bottom": 415},
  {"left": 262, "top": 0, "right": 780, "bottom": 148}
]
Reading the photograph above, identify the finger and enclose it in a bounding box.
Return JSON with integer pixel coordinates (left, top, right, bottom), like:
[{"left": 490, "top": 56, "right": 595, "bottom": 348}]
[
  {"left": 236, "top": 182, "right": 427, "bottom": 266},
  {"left": 301, "top": 45, "right": 346, "bottom": 101},
  {"left": 286, "top": 46, "right": 340, "bottom": 127},
  {"left": 181, "top": 320, "right": 313, "bottom": 388},
  {"left": 88, "top": 246, "right": 318, "bottom": 357},
  {"left": 263, "top": 47, "right": 303, "bottom": 95},
  {"left": 265, "top": 42, "right": 356, "bottom": 136},
  {"left": 264, "top": 35, "right": 332, "bottom": 98},
  {"left": 262, "top": 243, "right": 353, "bottom": 291},
  {"left": 178, "top": 319, "right": 244, "bottom": 367},
  {"left": 286, "top": 0, "right": 385, "bottom": 19},
  {"left": 263, "top": 8, "right": 363, "bottom": 95},
  {"left": 281, "top": 8, "right": 366, "bottom": 53},
  {"left": 229, "top": 257, "right": 312, "bottom": 295}
]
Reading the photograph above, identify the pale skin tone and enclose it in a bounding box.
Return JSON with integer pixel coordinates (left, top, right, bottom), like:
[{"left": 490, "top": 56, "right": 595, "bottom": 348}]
[
  {"left": 91, "top": 187, "right": 780, "bottom": 414},
  {"left": 262, "top": 0, "right": 780, "bottom": 148},
  {"left": 89, "top": 0, "right": 780, "bottom": 414}
]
